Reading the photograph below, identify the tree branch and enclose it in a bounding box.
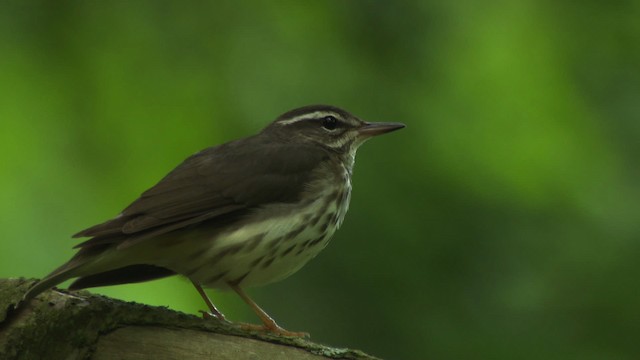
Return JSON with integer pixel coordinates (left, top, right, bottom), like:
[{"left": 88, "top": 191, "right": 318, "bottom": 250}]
[{"left": 0, "top": 278, "right": 379, "bottom": 360}]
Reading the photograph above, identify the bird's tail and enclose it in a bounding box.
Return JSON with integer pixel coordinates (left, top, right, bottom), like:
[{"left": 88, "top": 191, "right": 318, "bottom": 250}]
[
  {"left": 22, "top": 244, "right": 176, "bottom": 304},
  {"left": 22, "top": 256, "right": 88, "bottom": 304},
  {"left": 21, "top": 244, "right": 112, "bottom": 304}
]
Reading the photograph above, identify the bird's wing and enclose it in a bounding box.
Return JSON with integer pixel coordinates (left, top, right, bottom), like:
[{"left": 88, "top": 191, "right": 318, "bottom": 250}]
[{"left": 73, "top": 139, "right": 329, "bottom": 249}]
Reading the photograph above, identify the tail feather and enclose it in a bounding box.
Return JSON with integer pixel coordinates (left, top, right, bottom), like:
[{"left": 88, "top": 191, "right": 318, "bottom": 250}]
[
  {"left": 69, "top": 265, "right": 175, "bottom": 290},
  {"left": 23, "top": 263, "right": 176, "bottom": 304},
  {"left": 22, "top": 260, "right": 85, "bottom": 303},
  {"left": 22, "top": 242, "right": 177, "bottom": 304},
  {"left": 22, "top": 244, "right": 111, "bottom": 303}
]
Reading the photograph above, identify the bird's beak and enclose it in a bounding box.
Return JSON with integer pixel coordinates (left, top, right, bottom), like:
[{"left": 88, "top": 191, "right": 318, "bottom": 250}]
[{"left": 357, "top": 122, "right": 406, "bottom": 138}]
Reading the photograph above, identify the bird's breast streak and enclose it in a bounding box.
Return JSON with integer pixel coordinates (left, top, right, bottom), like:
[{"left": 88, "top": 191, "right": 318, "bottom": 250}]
[{"left": 173, "top": 181, "right": 351, "bottom": 289}]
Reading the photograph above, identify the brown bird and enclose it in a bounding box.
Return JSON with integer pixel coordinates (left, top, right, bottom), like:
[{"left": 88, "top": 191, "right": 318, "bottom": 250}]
[{"left": 23, "top": 105, "right": 404, "bottom": 336}]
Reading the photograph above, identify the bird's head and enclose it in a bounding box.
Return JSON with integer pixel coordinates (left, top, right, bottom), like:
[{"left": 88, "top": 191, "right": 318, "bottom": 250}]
[{"left": 264, "top": 105, "right": 404, "bottom": 160}]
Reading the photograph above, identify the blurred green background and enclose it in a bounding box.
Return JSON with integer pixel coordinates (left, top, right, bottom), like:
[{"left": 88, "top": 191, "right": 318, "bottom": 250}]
[{"left": 1, "top": 1, "right": 639, "bottom": 359}]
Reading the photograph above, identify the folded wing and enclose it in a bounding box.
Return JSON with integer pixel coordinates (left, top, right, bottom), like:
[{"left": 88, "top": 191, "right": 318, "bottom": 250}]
[{"left": 73, "top": 138, "right": 329, "bottom": 250}]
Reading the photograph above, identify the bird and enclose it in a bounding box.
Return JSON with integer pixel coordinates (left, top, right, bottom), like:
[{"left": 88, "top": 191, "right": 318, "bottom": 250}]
[{"left": 22, "top": 105, "right": 405, "bottom": 336}]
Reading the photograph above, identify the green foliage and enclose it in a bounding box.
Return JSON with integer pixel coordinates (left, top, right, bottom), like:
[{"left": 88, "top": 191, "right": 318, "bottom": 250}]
[{"left": 1, "top": 1, "right": 638, "bottom": 359}]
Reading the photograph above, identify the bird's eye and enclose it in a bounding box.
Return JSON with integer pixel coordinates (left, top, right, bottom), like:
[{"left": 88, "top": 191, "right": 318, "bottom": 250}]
[{"left": 321, "top": 116, "right": 338, "bottom": 131}]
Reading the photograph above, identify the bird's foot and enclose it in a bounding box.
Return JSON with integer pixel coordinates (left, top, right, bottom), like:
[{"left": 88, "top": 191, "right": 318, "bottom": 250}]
[
  {"left": 235, "top": 322, "right": 310, "bottom": 338},
  {"left": 198, "top": 310, "right": 229, "bottom": 323}
]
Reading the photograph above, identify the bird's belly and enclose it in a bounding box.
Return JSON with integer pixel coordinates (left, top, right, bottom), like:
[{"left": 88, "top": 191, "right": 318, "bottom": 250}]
[
  {"left": 164, "top": 187, "right": 350, "bottom": 289},
  {"left": 187, "top": 217, "right": 334, "bottom": 289}
]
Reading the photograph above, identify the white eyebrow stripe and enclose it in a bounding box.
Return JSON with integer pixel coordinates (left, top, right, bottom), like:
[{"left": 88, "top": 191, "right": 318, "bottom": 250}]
[{"left": 277, "top": 111, "right": 338, "bottom": 125}]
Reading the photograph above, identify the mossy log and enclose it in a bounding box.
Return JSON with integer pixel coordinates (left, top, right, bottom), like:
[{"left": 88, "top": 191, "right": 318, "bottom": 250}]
[{"left": 0, "top": 278, "right": 378, "bottom": 360}]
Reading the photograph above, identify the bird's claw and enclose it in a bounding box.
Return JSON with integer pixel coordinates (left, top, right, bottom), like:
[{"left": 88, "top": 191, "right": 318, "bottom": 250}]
[
  {"left": 198, "top": 310, "right": 229, "bottom": 323},
  {"left": 236, "top": 322, "right": 310, "bottom": 338}
]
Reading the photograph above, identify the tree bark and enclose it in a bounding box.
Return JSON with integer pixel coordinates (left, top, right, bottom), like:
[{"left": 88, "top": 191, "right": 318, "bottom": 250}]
[{"left": 0, "top": 278, "right": 379, "bottom": 360}]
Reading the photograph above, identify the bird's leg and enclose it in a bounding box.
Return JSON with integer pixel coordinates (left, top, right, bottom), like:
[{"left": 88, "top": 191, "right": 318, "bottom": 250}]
[
  {"left": 228, "top": 283, "right": 309, "bottom": 338},
  {"left": 191, "top": 280, "right": 228, "bottom": 322}
]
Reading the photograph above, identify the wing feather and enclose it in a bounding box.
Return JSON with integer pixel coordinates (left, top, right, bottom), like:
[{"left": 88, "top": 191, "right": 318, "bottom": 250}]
[{"left": 73, "top": 137, "right": 329, "bottom": 249}]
